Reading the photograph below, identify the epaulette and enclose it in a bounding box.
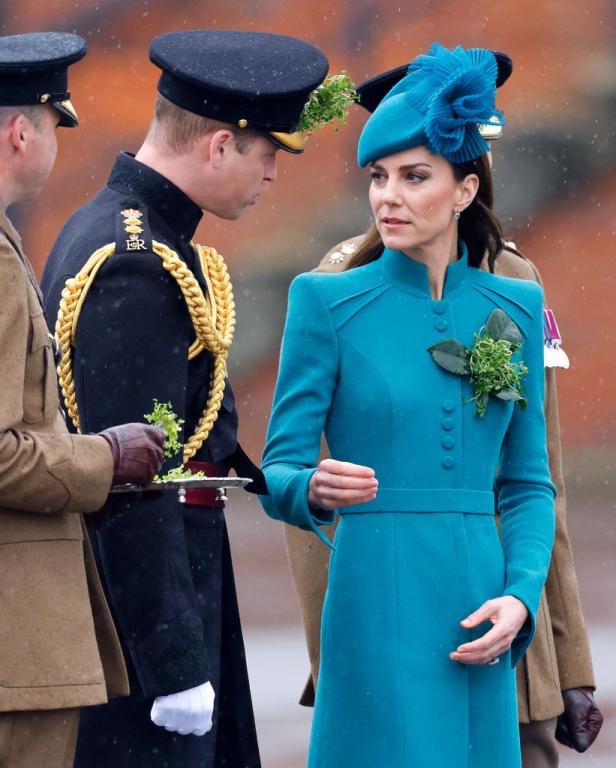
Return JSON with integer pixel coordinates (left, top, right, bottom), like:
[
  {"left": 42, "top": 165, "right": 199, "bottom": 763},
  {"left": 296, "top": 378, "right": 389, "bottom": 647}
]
[
  {"left": 316, "top": 236, "right": 363, "bottom": 273},
  {"left": 115, "top": 200, "right": 153, "bottom": 254},
  {"left": 501, "top": 240, "right": 530, "bottom": 265}
]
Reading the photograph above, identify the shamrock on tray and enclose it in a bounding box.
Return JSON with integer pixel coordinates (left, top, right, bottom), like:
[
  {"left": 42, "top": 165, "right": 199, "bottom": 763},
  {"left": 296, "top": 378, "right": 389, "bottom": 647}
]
[
  {"left": 144, "top": 400, "right": 206, "bottom": 481},
  {"left": 428, "top": 309, "right": 528, "bottom": 418}
]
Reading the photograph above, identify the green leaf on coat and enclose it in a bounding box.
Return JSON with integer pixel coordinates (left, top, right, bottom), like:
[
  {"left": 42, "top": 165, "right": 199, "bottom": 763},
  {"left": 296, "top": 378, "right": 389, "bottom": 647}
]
[
  {"left": 486, "top": 309, "right": 522, "bottom": 346},
  {"left": 427, "top": 340, "right": 469, "bottom": 375},
  {"left": 495, "top": 387, "right": 523, "bottom": 401}
]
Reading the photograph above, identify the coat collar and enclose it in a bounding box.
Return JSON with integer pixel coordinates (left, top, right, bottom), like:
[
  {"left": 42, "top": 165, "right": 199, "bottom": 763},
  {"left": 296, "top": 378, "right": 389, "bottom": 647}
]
[
  {"left": 378, "top": 240, "right": 469, "bottom": 300},
  {"left": 0, "top": 208, "right": 44, "bottom": 304},
  {"left": 0, "top": 208, "right": 23, "bottom": 251},
  {"left": 107, "top": 152, "right": 203, "bottom": 242}
]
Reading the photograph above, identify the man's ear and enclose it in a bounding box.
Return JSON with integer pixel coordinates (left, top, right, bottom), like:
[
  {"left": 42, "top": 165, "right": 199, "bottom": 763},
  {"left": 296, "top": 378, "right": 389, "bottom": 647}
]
[
  {"left": 8, "top": 114, "right": 30, "bottom": 154},
  {"left": 209, "top": 129, "right": 235, "bottom": 169}
]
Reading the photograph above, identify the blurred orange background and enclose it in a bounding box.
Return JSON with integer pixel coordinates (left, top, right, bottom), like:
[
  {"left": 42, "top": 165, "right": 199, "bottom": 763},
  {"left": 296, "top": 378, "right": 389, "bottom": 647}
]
[{"left": 7, "top": 0, "right": 616, "bottom": 455}]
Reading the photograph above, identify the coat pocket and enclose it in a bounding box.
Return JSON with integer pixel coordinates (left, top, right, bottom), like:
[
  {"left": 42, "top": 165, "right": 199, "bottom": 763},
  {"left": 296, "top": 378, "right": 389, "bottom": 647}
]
[
  {"left": 0, "top": 537, "right": 105, "bottom": 691},
  {"left": 22, "top": 311, "right": 58, "bottom": 424},
  {"left": 0, "top": 506, "right": 83, "bottom": 545}
]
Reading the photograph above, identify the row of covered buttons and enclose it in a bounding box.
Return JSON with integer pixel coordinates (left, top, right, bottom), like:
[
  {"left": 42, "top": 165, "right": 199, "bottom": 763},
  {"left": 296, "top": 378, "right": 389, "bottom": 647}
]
[
  {"left": 432, "top": 300, "right": 448, "bottom": 332},
  {"left": 441, "top": 398, "right": 455, "bottom": 469}
]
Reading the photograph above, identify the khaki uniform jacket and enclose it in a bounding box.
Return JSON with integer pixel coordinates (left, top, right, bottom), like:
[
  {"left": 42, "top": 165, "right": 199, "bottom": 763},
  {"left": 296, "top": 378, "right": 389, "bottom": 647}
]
[
  {"left": 0, "top": 210, "right": 128, "bottom": 712},
  {"left": 284, "top": 237, "right": 595, "bottom": 724}
]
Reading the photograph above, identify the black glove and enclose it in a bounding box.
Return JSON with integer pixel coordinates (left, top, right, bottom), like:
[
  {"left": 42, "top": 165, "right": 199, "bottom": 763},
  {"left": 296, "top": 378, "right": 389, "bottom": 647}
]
[
  {"left": 555, "top": 687, "right": 603, "bottom": 752},
  {"left": 223, "top": 443, "right": 269, "bottom": 495},
  {"left": 100, "top": 423, "right": 165, "bottom": 486}
]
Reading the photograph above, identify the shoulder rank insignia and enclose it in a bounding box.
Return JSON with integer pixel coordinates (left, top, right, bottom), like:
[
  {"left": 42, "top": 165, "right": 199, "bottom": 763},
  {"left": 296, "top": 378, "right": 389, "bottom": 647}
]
[
  {"left": 543, "top": 308, "right": 570, "bottom": 369},
  {"left": 328, "top": 240, "right": 357, "bottom": 264},
  {"left": 115, "top": 202, "right": 152, "bottom": 253}
]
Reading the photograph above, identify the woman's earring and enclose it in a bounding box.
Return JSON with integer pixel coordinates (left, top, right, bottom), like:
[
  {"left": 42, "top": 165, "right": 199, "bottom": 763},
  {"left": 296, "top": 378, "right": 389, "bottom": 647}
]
[{"left": 454, "top": 210, "right": 461, "bottom": 220}]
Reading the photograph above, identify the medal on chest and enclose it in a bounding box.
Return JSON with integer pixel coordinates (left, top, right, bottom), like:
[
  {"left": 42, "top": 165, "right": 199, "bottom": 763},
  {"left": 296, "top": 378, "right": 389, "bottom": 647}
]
[{"left": 543, "top": 309, "right": 569, "bottom": 369}]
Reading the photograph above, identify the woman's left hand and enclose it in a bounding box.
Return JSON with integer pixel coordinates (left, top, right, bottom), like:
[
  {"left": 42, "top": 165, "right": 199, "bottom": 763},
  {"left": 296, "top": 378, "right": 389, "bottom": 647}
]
[{"left": 449, "top": 595, "right": 529, "bottom": 665}]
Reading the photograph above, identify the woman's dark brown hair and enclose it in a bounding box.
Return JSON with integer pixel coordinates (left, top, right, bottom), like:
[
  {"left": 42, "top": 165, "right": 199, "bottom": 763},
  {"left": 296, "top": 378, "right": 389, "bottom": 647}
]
[{"left": 345, "top": 153, "right": 507, "bottom": 273}]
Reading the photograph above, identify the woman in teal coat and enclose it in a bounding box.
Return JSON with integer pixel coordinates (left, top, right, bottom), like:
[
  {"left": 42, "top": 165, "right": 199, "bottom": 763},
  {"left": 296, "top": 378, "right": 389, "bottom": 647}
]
[{"left": 260, "top": 43, "right": 556, "bottom": 767}]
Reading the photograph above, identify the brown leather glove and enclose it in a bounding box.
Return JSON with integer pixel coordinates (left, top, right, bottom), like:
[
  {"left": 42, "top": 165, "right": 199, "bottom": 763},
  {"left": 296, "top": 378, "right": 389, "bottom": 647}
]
[
  {"left": 555, "top": 687, "right": 603, "bottom": 753},
  {"left": 100, "top": 423, "right": 165, "bottom": 486}
]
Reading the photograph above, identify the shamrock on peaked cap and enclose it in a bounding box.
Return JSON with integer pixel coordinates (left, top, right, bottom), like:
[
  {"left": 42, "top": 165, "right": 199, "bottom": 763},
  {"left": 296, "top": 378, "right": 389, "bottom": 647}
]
[
  {"left": 0, "top": 32, "right": 86, "bottom": 127},
  {"left": 357, "top": 42, "right": 505, "bottom": 167},
  {"left": 355, "top": 50, "right": 512, "bottom": 113},
  {"left": 149, "top": 30, "right": 329, "bottom": 154}
]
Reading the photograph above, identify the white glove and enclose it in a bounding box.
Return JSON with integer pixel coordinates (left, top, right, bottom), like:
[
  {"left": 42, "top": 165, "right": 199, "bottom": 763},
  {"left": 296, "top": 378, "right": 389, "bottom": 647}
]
[{"left": 150, "top": 681, "right": 215, "bottom": 736}]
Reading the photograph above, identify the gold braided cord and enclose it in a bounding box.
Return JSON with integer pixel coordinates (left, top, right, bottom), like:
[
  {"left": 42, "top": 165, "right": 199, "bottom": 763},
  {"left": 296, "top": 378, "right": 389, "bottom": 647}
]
[
  {"left": 55, "top": 241, "right": 235, "bottom": 462},
  {"left": 177, "top": 243, "right": 235, "bottom": 462},
  {"left": 186, "top": 243, "right": 222, "bottom": 360},
  {"left": 55, "top": 243, "right": 117, "bottom": 430}
]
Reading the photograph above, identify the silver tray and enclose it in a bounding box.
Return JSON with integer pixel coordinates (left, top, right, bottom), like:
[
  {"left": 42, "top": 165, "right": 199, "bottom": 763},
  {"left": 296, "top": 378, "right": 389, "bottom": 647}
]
[{"left": 110, "top": 477, "right": 252, "bottom": 503}]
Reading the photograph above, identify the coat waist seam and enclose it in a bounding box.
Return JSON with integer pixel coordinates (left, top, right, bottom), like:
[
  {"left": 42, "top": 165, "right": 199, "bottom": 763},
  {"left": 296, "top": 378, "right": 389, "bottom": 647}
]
[{"left": 340, "top": 488, "right": 495, "bottom": 515}]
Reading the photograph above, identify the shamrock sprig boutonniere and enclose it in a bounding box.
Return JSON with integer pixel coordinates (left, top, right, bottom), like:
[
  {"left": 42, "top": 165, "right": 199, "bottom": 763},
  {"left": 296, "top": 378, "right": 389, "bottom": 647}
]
[
  {"left": 428, "top": 309, "right": 528, "bottom": 418},
  {"left": 296, "top": 72, "right": 359, "bottom": 134}
]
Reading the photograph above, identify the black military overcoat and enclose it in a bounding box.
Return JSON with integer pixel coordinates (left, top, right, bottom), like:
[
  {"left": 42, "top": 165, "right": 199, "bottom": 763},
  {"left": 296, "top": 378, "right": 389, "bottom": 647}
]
[{"left": 42, "top": 152, "right": 262, "bottom": 768}]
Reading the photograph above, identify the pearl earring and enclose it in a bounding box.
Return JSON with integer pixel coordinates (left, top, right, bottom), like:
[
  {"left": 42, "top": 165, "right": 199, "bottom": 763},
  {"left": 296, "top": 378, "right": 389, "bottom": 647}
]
[{"left": 454, "top": 210, "right": 461, "bottom": 220}]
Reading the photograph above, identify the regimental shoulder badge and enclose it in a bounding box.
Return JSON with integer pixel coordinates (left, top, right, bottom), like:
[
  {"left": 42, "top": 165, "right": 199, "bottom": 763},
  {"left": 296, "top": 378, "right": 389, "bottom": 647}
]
[
  {"left": 328, "top": 240, "right": 358, "bottom": 265},
  {"left": 543, "top": 308, "right": 570, "bottom": 369},
  {"left": 115, "top": 202, "right": 152, "bottom": 254}
]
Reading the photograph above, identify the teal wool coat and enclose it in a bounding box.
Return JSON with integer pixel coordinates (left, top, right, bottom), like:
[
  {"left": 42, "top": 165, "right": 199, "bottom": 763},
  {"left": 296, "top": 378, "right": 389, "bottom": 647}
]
[{"left": 260, "top": 244, "right": 556, "bottom": 768}]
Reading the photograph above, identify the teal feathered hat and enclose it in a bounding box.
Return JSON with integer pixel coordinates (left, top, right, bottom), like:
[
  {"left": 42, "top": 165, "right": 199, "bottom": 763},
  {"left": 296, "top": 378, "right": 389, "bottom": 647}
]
[{"left": 357, "top": 42, "right": 505, "bottom": 167}]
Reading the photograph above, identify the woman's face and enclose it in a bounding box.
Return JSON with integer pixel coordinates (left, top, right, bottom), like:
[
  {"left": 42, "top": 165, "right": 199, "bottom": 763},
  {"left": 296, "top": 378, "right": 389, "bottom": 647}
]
[{"left": 368, "top": 145, "right": 477, "bottom": 253}]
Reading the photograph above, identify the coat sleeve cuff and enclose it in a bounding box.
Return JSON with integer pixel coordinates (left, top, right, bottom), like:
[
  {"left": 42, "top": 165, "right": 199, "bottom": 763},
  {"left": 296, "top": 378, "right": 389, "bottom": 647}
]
[
  {"left": 502, "top": 586, "right": 536, "bottom": 667},
  {"left": 135, "top": 626, "right": 213, "bottom": 698},
  {"left": 51, "top": 434, "right": 114, "bottom": 513},
  {"left": 558, "top": 667, "right": 597, "bottom": 691},
  {"left": 260, "top": 466, "right": 335, "bottom": 550}
]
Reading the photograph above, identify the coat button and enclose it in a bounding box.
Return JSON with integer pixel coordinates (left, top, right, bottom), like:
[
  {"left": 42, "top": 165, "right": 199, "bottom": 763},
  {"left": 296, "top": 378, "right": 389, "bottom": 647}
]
[
  {"left": 434, "top": 318, "right": 448, "bottom": 332},
  {"left": 442, "top": 436, "right": 455, "bottom": 449},
  {"left": 442, "top": 399, "right": 455, "bottom": 413},
  {"left": 442, "top": 417, "right": 454, "bottom": 431},
  {"left": 442, "top": 456, "right": 455, "bottom": 469},
  {"left": 432, "top": 301, "right": 447, "bottom": 315}
]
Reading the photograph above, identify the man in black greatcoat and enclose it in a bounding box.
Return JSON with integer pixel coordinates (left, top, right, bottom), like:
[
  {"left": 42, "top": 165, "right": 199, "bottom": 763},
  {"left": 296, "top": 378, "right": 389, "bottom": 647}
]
[{"left": 41, "top": 30, "right": 330, "bottom": 768}]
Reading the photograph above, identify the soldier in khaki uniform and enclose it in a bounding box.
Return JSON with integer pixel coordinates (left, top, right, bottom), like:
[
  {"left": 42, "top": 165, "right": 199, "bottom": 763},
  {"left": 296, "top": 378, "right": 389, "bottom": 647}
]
[
  {"left": 0, "top": 32, "right": 164, "bottom": 768},
  {"left": 284, "top": 58, "right": 603, "bottom": 767}
]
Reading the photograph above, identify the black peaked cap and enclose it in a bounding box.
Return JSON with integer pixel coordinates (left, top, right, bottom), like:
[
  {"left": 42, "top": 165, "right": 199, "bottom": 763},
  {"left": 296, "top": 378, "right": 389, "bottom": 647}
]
[
  {"left": 0, "top": 32, "right": 86, "bottom": 127},
  {"left": 357, "top": 50, "right": 513, "bottom": 114},
  {"left": 150, "top": 30, "right": 329, "bottom": 135}
]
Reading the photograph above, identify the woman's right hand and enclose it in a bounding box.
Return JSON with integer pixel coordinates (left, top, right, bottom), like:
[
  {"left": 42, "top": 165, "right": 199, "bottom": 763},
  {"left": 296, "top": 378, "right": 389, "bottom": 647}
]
[{"left": 308, "top": 459, "right": 378, "bottom": 511}]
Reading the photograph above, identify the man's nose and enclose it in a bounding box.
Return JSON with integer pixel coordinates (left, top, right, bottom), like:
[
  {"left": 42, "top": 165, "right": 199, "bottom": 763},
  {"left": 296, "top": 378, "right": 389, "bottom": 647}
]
[{"left": 264, "top": 155, "right": 278, "bottom": 183}]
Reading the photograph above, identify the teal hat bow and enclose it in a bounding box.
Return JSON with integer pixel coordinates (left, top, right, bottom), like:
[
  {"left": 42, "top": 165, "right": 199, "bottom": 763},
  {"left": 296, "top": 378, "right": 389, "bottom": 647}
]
[{"left": 357, "top": 42, "right": 505, "bottom": 167}]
